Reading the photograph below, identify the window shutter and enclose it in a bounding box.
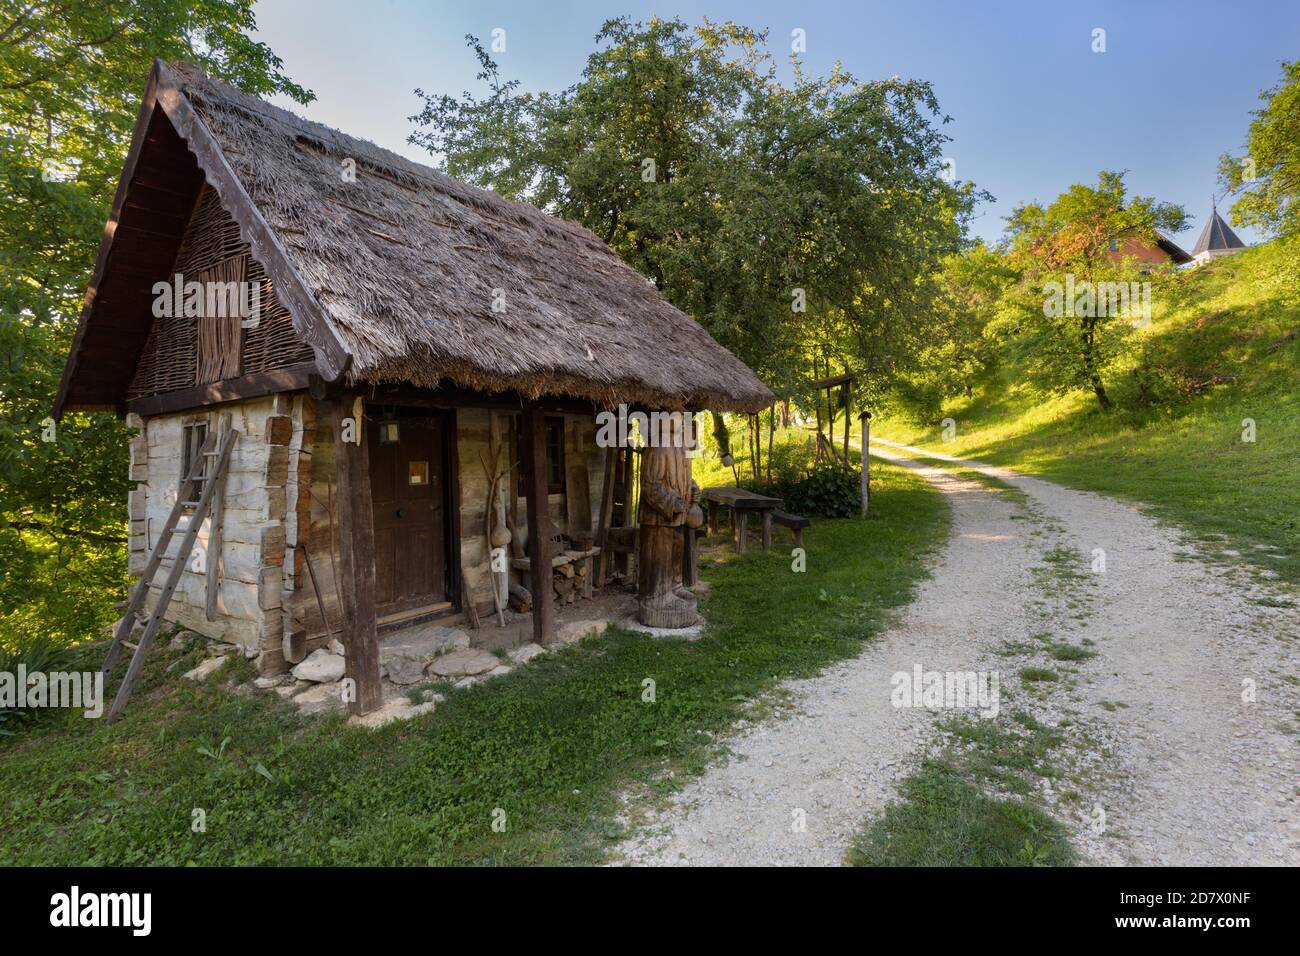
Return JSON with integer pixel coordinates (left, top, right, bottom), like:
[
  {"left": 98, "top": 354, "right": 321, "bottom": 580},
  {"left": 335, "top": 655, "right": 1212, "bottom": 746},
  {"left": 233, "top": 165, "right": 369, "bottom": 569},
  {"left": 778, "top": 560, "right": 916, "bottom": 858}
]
[{"left": 196, "top": 255, "right": 246, "bottom": 383}]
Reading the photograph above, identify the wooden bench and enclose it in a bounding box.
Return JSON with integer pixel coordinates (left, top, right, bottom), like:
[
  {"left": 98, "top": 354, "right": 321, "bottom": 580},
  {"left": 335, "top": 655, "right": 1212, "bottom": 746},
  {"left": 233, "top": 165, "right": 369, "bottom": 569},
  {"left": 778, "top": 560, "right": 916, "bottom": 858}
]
[{"left": 771, "top": 509, "right": 811, "bottom": 548}]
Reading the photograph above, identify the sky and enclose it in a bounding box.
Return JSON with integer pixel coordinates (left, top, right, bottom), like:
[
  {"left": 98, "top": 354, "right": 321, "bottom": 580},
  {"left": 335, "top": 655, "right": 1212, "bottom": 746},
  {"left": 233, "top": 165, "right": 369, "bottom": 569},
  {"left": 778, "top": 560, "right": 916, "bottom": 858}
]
[{"left": 251, "top": 0, "right": 1297, "bottom": 249}]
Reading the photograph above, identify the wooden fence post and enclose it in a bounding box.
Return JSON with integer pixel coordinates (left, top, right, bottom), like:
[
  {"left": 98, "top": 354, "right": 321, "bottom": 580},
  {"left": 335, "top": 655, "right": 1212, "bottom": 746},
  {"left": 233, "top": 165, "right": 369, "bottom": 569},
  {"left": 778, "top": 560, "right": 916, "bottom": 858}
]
[{"left": 859, "top": 411, "right": 872, "bottom": 517}]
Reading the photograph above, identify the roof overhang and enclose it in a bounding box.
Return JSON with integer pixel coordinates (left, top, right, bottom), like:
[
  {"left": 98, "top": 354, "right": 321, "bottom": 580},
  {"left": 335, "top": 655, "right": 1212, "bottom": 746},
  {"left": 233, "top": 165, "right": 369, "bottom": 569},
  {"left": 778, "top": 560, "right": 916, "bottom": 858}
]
[{"left": 53, "top": 61, "right": 351, "bottom": 418}]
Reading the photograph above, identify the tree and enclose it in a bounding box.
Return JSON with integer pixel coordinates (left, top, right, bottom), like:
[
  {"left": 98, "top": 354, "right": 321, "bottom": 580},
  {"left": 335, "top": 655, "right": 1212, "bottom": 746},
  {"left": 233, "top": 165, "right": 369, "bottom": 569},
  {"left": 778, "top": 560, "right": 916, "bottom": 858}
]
[
  {"left": 1004, "top": 171, "right": 1186, "bottom": 410},
  {"left": 410, "top": 17, "right": 981, "bottom": 438},
  {"left": 1219, "top": 60, "right": 1300, "bottom": 239},
  {"left": 0, "top": 1, "right": 311, "bottom": 645},
  {"left": 892, "top": 241, "right": 1015, "bottom": 420}
]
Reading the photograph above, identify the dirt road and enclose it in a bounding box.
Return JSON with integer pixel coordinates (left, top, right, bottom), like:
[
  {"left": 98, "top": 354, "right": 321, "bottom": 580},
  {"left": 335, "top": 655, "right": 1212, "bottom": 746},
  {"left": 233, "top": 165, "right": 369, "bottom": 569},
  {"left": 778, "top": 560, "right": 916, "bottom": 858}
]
[{"left": 618, "top": 441, "right": 1298, "bottom": 866}]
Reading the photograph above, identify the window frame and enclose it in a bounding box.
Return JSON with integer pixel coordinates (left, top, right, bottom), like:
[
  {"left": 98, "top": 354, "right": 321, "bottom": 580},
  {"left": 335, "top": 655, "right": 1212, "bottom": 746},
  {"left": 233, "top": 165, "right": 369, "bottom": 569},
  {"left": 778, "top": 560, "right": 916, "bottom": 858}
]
[
  {"left": 511, "top": 414, "right": 567, "bottom": 497},
  {"left": 179, "top": 420, "right": 210, "bottom": 501}
]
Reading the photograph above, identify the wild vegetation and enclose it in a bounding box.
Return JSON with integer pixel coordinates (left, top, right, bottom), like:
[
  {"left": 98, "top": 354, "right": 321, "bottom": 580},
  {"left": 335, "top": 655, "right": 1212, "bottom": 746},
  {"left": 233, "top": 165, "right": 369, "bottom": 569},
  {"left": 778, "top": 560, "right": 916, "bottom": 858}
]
[
  {"left": 0, "top": 1, "right": 312, "bottom": 652},
  {"left": 875, "top": 237, "right": 1300, "bottom": 584}
]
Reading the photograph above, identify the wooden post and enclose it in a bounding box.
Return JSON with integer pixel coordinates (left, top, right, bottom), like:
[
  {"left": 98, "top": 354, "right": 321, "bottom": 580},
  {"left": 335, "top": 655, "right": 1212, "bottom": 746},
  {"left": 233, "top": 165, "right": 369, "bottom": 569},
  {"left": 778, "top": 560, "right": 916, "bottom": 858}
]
[
  {"left": 205, "top": 413, "right": 231, "bottom": 620},
  {"left": 595, "top": 444, "right": 616, "bottom": 587},
  {"left": 843, "top": 379, "right": 852, "bottom": 465},
  {"left": 736, "top": 511, "right": 748, "bottom": 553},
  {"left": 521, "top": 406, "right": 554, "bottom": 645},
  {"left": 762, "top": 511, "right": 773, "bottom": 550},
  {"left": 333, "top": 398, "right": 382, "bottom": 715},
  {"left": 859, "top": 411, "right": 872, "bottom": 517},
  {"left": 682, "top": 526, "right": 698, "bottom": 587}
]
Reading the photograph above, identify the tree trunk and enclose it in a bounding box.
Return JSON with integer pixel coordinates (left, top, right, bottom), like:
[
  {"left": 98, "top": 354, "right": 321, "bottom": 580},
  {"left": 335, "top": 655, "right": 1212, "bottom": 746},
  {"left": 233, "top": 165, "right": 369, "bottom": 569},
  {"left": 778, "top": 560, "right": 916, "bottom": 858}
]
[
  {"left": 710, "top": 411, "right": 731, "bottom": 461},
  {"left": 759, "top": 408, "right": 769, "bottom": 489}
]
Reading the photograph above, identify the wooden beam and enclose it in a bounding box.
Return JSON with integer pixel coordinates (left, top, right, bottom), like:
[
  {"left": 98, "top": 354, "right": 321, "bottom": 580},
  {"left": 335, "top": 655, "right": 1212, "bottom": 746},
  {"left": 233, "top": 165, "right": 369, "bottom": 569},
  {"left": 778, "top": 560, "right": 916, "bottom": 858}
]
[
  {"left": 520, "top": 406, "right": 555, "bottom": 645},
  {"left": 366, "top": 381, "right": 599, "bottom": 416},
  {"left": 123, "top": 362, "right": 315, "bottom": 417},
  {"left": 332, "top": 398, "right": 382, "bottom": 714},
  {"left": 594, "top": 445, "right": 617, "bottom": 587},
  {"left": 205, "top": 413, "right": 231, "bottom": 620},
  {"left": 811, "top": 373, "right": 853, "bottom": 390}
]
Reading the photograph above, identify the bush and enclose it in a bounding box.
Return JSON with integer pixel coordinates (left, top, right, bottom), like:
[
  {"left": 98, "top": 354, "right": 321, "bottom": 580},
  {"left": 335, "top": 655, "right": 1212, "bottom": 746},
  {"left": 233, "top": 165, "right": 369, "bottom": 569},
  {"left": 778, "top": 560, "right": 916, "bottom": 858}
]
[
  {"left": 771, "top": 460, "right": 862, "bottom": 518},
  {"left": 0, "top": 633, "right": 73, "bottom": 732}
]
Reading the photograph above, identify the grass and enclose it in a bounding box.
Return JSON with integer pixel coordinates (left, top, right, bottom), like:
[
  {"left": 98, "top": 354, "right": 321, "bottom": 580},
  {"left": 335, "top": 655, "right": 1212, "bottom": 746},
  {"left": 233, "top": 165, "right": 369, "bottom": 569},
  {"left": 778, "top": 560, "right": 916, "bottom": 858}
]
[
  {"left": 871, "top": 239, "right": 1300, "bottom": 584},
  {"left": 0, "top": 457, "right": 947, "bottom": 866},
  {"left": 847, "top": 759, "right": 1074, "bottom": 867},
  {"left": 849, "top": 672, "right": 1079, "bottom": 866}
]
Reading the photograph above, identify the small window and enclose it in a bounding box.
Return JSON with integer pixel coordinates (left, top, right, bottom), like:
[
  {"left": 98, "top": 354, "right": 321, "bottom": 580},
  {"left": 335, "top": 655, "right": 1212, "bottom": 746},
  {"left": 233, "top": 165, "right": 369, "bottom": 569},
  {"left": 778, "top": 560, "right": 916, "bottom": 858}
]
[
  {"left": 545, "top": 417, "right": 565, "bottom": 495},
  {"left": 408, "top": 460, "right": 429, "bottom": 486},
  {"left": 179, "top": 421, "right": 209, "bottom": 498},
  {"left": 511, "top": 415, "right": 567, "bottom": 496}
]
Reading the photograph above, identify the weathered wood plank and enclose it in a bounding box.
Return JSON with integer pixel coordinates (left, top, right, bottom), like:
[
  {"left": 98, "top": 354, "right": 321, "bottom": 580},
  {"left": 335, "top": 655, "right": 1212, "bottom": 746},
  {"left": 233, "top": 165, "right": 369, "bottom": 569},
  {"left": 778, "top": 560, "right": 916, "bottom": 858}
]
[
  {"left": 521, "top": 406, "right": 554, "bottom": 645},
  {"left": 331, "top": 398, "right": 382, "bottom": 714}
]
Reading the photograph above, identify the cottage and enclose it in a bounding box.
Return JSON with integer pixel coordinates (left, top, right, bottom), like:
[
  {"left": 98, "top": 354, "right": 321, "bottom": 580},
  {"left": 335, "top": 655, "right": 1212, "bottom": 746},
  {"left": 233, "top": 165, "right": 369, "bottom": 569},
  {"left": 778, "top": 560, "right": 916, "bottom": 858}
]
[{"left": 54, "top": 61, "right": 771, "bottom": 717}]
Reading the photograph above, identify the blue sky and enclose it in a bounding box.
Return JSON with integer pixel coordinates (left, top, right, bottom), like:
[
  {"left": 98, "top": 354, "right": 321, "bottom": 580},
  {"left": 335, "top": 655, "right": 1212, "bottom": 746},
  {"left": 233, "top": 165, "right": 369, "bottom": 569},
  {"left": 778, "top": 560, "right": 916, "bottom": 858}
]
[{"left": 252, "top": 0, "right": 1296, "bottom": 248}]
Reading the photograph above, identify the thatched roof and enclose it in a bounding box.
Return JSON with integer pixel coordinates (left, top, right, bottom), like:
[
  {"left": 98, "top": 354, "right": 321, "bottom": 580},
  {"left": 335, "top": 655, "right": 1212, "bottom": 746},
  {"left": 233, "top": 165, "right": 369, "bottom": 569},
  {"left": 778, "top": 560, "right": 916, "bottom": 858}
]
[{"left": 55, "top": 61, "right": 772, "bottom": 415}]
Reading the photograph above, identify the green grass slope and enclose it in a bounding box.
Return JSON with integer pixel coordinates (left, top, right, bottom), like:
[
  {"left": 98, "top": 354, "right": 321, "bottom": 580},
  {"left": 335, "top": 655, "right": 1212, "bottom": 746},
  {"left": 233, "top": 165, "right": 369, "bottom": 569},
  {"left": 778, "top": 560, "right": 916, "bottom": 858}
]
[
  {"left": 876, "top": 238, "right": 1300, "bottom": 585},
  {"left": 0, "top": 459, "right": 946, "bottom": 866}
]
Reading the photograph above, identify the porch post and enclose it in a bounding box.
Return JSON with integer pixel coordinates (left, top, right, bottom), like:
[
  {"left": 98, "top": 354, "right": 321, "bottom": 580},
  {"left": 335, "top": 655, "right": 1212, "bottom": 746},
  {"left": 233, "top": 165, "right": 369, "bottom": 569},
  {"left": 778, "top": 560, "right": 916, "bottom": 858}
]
[
  {"left": 521, "top": 405, "right": 555, "bottom": 645},
  {"left": 333, "top": 396, "right": 383, "bottom": 714}
]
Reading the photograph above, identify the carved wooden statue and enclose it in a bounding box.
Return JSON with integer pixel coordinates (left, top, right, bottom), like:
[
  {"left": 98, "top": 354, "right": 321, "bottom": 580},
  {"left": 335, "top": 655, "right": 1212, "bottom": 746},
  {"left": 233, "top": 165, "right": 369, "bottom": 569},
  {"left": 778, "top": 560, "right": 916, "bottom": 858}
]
[{"left": 637, "top": 417, "right": 704, "bottom": 628}]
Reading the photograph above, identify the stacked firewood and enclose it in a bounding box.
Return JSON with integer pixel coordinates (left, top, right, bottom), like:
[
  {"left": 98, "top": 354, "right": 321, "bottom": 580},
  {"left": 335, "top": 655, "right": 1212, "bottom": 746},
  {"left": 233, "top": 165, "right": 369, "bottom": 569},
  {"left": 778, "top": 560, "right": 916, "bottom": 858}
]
[{"left": 553, "top": 561, "right": 587, "bottom": 604}]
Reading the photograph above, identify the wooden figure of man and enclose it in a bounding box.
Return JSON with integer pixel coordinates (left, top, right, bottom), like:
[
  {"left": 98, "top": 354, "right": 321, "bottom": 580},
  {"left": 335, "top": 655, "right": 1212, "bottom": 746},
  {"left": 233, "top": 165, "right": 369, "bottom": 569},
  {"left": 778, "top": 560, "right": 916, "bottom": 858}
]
[{"left": 637, "top": 413, "right": 705, "bottom": 628}]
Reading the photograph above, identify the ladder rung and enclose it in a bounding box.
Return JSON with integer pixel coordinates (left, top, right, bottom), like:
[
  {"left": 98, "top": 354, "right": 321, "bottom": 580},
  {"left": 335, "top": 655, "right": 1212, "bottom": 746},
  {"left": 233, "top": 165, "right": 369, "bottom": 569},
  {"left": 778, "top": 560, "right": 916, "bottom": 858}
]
[{"left": 181, "top": 500, "right": 202, "bottom": 508}]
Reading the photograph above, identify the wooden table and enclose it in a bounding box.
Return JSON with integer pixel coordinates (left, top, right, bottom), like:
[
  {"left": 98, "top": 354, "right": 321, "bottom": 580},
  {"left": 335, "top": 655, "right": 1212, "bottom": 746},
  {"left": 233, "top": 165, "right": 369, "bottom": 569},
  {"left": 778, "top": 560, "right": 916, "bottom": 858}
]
[{"left": 701, "top": 487, "right": 785, "bottom": 553}]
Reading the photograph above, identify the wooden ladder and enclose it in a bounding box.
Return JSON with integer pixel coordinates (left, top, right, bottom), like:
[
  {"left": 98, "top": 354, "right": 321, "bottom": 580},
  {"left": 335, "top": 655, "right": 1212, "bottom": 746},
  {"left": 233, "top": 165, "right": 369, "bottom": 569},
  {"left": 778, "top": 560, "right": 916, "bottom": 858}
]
[{"left": 102, "top": 426, "right": 239, "bottom": 723}]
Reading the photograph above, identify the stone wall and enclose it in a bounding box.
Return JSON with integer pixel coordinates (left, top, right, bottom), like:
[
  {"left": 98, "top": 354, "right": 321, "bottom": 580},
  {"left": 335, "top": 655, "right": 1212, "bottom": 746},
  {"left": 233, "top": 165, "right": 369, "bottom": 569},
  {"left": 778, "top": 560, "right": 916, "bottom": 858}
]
[
  {"left": 134, "top": 398, "right": 608, "bottom": 664},
  {"left": 128, "top": 396, "right": 293, "bottom": 660}
]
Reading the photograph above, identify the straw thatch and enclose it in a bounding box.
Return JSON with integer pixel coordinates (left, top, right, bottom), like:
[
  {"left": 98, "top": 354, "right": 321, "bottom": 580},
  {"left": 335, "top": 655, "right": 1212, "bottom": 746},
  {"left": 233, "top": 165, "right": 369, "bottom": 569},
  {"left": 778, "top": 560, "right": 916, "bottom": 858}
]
[{"left": 159, "top": 62, "right": 771, "bottom": 412}]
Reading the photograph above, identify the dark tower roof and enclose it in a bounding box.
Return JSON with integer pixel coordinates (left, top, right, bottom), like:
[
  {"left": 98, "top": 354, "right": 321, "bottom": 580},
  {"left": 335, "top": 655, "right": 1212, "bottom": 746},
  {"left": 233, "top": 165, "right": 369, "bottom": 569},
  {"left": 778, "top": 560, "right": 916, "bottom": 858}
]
[{"left": 1192, "top": 203, "right": 1246, "bottom": 255}]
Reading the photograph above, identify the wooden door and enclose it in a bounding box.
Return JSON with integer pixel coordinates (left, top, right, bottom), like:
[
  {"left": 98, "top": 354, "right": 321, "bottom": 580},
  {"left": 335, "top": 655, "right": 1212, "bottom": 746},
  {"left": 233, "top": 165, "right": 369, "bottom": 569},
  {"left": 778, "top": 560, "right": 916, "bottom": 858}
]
[{"left": 369, "top": 416, "right": 446, "bottom": 616}]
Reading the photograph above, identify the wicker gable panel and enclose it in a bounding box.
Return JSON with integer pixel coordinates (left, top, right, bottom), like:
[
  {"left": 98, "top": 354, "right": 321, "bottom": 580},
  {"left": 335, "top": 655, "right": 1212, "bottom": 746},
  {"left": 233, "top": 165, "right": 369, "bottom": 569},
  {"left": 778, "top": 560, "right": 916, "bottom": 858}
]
[
  {"left": 127, "top": 184, "right": 314, "bottom": 400},
  {"left": 195, "top": 255, "right": 244, "bottom": 383}
]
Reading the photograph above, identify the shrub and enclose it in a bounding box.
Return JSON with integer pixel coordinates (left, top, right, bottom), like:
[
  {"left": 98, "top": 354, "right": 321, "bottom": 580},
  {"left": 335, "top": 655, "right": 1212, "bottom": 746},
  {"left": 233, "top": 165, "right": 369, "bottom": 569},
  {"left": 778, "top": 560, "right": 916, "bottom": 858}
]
[
  {"left": 0, "top": 633, "right": 73, "bottom": 732},
  {"left": 771, "top": 460, "right": 862, "bottom": 518}
]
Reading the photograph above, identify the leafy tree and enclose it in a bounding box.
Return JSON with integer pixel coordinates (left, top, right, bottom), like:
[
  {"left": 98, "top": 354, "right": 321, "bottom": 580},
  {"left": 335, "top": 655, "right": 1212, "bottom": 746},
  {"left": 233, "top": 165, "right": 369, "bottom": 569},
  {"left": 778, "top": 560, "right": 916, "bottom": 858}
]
[
  {"left": 892, "top": 241, "right": 1016, "bottom": 420},
  {"left": 410, "top": 17, "right": 981, "bottom": 443},
  {"left": 1004, "top": 171, "right": 1186, "bottom": 410},
  {"left": 1219, "top": 60, "right": 1300, "bottom": 239},
  {"left": 0, "top": 1, "right": 310, "bottom": 645}
]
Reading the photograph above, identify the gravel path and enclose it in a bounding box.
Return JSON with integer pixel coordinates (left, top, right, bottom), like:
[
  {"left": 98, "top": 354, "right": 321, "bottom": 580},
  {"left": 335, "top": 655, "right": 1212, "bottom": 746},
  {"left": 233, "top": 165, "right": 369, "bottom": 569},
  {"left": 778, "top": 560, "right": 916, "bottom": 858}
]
[{"left": 617, "top": 440, "right": 1299, "bottom": 866}]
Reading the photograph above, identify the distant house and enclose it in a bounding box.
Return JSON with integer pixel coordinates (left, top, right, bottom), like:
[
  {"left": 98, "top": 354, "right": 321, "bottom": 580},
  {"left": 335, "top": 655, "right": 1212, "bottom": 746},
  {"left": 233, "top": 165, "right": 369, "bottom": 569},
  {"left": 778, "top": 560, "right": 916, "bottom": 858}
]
[
  {"left": 1104, "top": 233, "right": 1192, "bottom": 267},
  {"left": 1191, "top": 201, "right": 1247, "bottom": 266}
]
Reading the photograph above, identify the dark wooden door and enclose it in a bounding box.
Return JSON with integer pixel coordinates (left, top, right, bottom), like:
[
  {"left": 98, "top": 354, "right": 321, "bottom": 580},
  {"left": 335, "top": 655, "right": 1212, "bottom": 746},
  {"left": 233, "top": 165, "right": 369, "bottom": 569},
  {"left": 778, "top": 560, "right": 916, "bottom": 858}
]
[{"left": 369, "top": 416, "right": 445, "bottom": 616}]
